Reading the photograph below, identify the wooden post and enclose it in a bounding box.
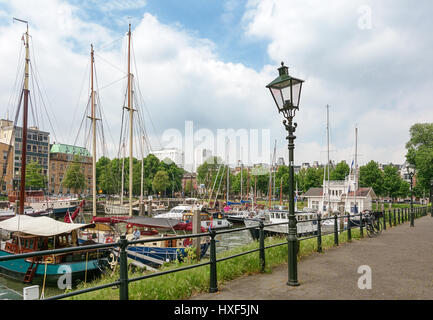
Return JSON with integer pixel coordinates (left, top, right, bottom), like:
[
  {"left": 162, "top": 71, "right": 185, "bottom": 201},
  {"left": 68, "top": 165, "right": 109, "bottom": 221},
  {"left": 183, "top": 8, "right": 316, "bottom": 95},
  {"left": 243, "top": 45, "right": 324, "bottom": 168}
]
[
  {"left": 193, "top": 207, "right": 201, "bottom": 260},
  {"left": 148, "top": 199, "right": 153, "bottom": 217}
]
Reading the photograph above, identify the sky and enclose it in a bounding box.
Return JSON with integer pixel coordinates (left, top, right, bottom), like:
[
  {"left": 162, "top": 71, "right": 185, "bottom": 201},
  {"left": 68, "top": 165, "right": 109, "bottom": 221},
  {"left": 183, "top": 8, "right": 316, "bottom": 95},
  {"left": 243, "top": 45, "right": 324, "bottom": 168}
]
[{"left": 0, "top": 0, "right": 432, "bottom": 170}]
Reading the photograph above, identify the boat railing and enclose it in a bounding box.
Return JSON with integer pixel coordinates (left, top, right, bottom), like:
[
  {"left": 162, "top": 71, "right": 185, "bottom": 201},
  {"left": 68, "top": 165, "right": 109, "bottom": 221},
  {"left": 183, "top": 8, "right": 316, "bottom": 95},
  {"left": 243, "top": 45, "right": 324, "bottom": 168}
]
[{"left": 0, "top": 205, "right": 430, "bottom": 300}]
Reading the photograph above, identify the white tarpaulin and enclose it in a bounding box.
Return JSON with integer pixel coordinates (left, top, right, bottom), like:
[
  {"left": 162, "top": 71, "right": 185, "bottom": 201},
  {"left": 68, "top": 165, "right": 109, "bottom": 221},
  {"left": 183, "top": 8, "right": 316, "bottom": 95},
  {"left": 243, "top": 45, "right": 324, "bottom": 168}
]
[{"left": 0, "top": 215, "right": 92, "bottom": 237}]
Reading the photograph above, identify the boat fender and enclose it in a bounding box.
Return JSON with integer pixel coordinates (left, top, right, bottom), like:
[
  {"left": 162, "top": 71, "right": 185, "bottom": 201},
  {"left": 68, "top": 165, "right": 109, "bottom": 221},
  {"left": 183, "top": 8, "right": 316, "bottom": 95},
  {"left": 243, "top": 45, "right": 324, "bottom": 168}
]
[
  {"left": 105, "top": 237, "right": 114, "bottom": 243},
  {"left": 183, "top": 238, "right": 192, "bottom": 246},
  {"left": 44, "top": 256, "right": 54, "bottom": 264}
]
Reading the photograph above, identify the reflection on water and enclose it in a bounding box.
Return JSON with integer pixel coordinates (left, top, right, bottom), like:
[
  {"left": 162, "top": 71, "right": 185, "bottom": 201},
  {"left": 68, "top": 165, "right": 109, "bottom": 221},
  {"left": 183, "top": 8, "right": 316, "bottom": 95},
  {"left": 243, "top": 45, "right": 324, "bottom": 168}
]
[{"left": 214, "top": 223, "right": 254, "bottom": 254}]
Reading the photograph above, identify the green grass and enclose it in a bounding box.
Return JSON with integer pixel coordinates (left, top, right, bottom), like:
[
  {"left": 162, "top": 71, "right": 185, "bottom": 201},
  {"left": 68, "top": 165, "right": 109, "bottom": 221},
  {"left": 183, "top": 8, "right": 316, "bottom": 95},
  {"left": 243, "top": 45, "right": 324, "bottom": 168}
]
[{"left": 64, "top": 227, "right": 363, "bottom": 300}]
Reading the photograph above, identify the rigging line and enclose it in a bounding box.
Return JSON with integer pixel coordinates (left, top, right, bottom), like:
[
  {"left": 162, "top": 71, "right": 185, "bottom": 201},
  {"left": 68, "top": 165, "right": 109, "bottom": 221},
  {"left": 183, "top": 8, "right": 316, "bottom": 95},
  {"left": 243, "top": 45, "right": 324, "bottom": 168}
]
[
  {"left": 30, "top": 41, "right": 60, "bottom": 142},
  {"left": 98, "top": 75, "right": 128, "bottom": 92},
  {"left": 8, "top": 71, "right": 25, "bottom": 122},
  {"left": 94, "top": 52, "right": 127, "bottom": 75},
  {"left": 29, "top": 62, "right": 58, "bottom": 142},
  {"left": 28, "top": 94, "right": 38, "bottom": 133},
  {"left": 0, "top": 90, "right": 23, "bottom": 185},
  {"left": 96, "top": 34, "right": 124, "bottom": 51},
  {"left": 131, "top": 38, "right": 162, "bottom": 150},
  {"left": 68, "top": 59, "right": 90, "bottom": 143},
  {"left": 6, "top": 40, "right": 25, "bottom": 118}
]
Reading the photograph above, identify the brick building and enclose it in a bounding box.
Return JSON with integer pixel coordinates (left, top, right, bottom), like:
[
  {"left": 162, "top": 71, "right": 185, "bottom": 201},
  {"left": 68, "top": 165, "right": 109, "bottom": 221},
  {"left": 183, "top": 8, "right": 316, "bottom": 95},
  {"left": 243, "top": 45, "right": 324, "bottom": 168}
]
[{"left": 49, "top": 143, "right": 92, "bottom": 195}]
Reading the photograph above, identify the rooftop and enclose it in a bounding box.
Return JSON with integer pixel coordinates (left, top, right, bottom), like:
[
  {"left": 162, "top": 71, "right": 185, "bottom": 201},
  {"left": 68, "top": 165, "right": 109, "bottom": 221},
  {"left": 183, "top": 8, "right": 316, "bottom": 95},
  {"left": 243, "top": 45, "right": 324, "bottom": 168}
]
[{"left": 50, "top": 143, "right": 91, "bottom": 157}]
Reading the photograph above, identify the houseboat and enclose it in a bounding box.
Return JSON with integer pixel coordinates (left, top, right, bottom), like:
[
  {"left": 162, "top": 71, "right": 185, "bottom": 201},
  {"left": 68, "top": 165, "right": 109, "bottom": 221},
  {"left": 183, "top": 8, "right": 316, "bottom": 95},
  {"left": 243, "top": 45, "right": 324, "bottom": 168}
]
[{"left": 0, "top": 215, "right": 109, "bottom": 285}]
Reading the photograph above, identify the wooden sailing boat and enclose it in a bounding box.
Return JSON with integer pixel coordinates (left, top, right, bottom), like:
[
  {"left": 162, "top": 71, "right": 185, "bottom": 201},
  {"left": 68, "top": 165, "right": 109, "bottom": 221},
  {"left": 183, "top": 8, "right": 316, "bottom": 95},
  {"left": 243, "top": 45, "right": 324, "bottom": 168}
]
[
  {"left": 104, "top": 24, "right": 141, "bottom": 216},
  {"left": 0, "top": 21, "right": 109, "bottom": 287}
]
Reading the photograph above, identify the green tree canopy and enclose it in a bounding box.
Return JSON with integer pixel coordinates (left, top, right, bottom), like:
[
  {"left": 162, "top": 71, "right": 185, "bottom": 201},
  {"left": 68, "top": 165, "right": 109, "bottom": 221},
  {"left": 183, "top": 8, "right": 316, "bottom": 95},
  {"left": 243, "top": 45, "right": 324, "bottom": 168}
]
[
  {"left": 359, "top": 160, "right": 384, "bottom": 197},
  {"left": 25, "top": 161, "right": 46, "bottom": 189},
  {"left": 405, "top": 123, "right": 433, "bottom": 194},
  {"left": 382, "top": 166, "right": 402, "bottom": 201},
  {"left": 330, "top": 161, "right": 350, "bottom": 180},
  {"left": 152, "top": 170, "right": 170, "bottom": 194},
  {"left": 63, "top": 155, "right": 86, "bottom": 193}
]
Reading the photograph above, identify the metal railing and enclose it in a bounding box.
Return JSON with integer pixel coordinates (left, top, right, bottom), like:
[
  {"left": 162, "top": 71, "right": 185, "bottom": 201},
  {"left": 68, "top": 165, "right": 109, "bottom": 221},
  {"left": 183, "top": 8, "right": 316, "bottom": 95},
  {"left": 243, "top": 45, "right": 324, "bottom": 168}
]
[{"left": 0, "top": 205, "right": 430, "bottom": 300}]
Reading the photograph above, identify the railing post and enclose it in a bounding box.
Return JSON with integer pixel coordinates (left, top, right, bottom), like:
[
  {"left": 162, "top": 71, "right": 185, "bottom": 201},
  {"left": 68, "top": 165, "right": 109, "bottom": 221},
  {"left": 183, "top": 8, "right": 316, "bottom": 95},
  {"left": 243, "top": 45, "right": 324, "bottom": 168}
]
[
  {"left": 259, "top": 221, "right": 265, "bottom": 273},
  {"left": 359, "top": 212, "right": 364, "bottom": 238},
  {"left": 317, "top": 214, "right": 322, "bottom": 253},
  {"left": 388, "top": 209, "right": 392, "bottom": 228},
  {"left": 393, "top": 208, "right": 397, "bottom": 226},
  {"left": 382, "top": 209, "right": 386, "bottom": 230},
  {"left": 209, "top": 230, "right": 218, "bottom": 293},
  {"left": 398, "top": 208, "right": 401, "bottom": 224},
  {"left": 346, "top": 213, "right": 352, "bottom": 241},
  {"left": 119, "top": 235, "right": 129, "bottom": 301},
  {"left": 405, "top": 208, "right": 408, "bottom": 222},
  {"left": 333, "top": 215, "right": 339, "bottom": 246}
]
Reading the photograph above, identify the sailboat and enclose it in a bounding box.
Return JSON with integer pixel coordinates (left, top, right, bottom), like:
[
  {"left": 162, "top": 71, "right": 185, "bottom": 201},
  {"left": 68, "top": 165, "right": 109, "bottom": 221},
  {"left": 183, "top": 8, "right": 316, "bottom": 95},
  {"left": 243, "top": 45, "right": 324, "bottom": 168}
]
[
  {"left": 0, "top": 20, "right": 109, "bottom": 286},
  {"left": 104, "top": 24, "right": 141, "bottom": 216}
]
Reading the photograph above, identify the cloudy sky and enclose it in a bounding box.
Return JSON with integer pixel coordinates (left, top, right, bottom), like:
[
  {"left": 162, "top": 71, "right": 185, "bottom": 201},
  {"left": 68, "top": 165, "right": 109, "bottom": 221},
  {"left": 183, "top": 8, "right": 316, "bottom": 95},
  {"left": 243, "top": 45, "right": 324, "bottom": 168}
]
[{"left": 0, "top": 0, "right": 432, "bottom": 170}]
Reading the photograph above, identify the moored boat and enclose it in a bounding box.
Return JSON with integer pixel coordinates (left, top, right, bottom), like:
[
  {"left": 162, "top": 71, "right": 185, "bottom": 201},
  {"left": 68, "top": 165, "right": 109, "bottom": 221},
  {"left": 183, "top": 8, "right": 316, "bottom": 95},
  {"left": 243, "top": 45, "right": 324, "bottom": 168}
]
[
  {"left": 245, "top": 209, "right": 319, "bottom": 240},
  {"left": 0, "top": 215, "right": 109, "bottom": 285}
]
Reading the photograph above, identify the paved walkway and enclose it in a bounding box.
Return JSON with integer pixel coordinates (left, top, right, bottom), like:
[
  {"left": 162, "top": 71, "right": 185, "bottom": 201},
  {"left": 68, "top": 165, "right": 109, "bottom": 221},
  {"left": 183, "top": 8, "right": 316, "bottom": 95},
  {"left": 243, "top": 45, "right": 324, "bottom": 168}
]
[{"left": 190, "top": 215, "right": 433, "bottom": 300}]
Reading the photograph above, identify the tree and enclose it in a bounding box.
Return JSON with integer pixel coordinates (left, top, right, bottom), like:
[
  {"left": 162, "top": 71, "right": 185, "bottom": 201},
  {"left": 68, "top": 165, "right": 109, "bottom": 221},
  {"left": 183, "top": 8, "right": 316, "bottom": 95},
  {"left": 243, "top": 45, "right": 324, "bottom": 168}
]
[
  {"left": 25, "top": 161, "right": 46, "bottom": 189},
  {"left": 382, "top": 166, "right": 402, "bottom": 202},
  {"left": 359, "top": 161, "right": 384, "bottom": 197},
  {"left": 303, "top": 167, "right": 322, "bottom": 192},
  {"left": 330, "top": 161, "right": 350, "bottom": 180},
  {"left": 63, "top": 155, "right": 86, "bottom": 193},
  {"left": 406, "top": 123, "right": 433, "bottom": 195},
  {"left": 152, "top": 170, "right": 170, "bottom": 194}
]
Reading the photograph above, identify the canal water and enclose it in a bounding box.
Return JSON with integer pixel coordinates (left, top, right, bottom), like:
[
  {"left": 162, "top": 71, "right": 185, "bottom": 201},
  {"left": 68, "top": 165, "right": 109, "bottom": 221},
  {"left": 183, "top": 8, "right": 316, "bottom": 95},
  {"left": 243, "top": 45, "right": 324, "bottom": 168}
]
[{"left": 0, "top": 214, "right": 255, "bottom": 300}]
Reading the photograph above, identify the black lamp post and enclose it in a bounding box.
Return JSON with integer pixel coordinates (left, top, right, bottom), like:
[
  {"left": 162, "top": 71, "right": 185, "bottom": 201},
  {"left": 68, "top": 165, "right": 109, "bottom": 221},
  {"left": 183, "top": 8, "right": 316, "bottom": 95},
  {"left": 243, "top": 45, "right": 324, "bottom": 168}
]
[
  {"left": 266, "top": 62, "right": 304, "bottom": 286},
  {"left": 407, "top": 166, "right": 415, "bottom": 227}
]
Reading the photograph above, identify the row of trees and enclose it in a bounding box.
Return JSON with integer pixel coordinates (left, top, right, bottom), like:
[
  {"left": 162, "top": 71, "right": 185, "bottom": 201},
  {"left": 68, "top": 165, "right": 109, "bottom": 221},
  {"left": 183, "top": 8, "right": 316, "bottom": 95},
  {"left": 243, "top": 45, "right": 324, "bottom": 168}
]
[
  {"left": 20, "top": 122, "right": 433, "bottom": 200},
  {"left": 197, "top": 123, "right": 433, "bottom": 202},
  {"left": 95, "top": 154, "right": 184, "bottom": 196},
  {"left": 23, "top": 154, "right": 185, "bottom": 196}
]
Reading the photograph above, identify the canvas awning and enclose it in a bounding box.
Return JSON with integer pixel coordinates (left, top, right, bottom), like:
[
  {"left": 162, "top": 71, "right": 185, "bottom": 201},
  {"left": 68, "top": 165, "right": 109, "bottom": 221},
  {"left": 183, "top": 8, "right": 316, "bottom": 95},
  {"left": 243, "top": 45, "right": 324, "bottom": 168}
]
[
  {"left": 124, "top": 217, "right": 182, "bottom": 229},
  {"left": 0, "top": 215, "right": 93, "bottom": 237}
]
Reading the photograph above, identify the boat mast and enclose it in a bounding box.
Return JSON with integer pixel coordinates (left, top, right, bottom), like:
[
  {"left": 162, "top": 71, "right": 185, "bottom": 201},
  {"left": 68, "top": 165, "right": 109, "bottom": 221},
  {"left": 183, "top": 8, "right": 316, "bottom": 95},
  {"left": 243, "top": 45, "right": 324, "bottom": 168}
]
[
  {"left": 121, "top": 142, "right": 125, "bottom": 207},
  {"left": 140, "top": 135, "right": 144, "bottom": 216},
  {"left": 280, "top": 177, "right": 282, "bottom": 206},
  {"left": 90, "top": 44, "right": 97, "bottom": 217},
  {"left": 354, "top": 126, "right": 358, "bottom": 213},
  {"left": 127, "top": 23, "right": 134, "bottom": 217},
  {"left": 268, "top": 154, "right": 272, "bottom": 209},
  {"left": 326, "top": 105, "right": 330, "bottom": 214},
  {"left": 18, "top": 21, "right": 30, "bottom": 215}
]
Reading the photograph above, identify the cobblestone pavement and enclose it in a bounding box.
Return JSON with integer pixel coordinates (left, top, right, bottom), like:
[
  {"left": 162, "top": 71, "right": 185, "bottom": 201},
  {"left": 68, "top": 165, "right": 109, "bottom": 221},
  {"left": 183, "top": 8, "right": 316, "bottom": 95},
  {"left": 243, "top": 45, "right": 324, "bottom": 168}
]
[{"left": 190, "top": 215, "right": 433, "bottom": 300}]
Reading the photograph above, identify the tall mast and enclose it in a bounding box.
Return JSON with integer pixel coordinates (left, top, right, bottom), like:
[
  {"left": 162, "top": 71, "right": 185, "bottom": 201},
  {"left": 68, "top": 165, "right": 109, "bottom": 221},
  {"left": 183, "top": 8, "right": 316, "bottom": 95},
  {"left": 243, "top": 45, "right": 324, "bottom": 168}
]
[
  {"left": 327, "top": 105, "right": 330, "bottom": 213},
  {"left": 90, "top": 44, "right": 97, "bottom": 217},
  {"left": 240, "top": 158, "right": 243, "bottom": 202},
  {"left": 121, "top": 142, "right": 125, "bottom": 206},
  {"left": 280, "top": 177, "right": 282, "bottom": 205},
  {"left": 127, "top": 23, "right": 134, "bottom": 216},
  {"left": 268, "top": 153, "right": 272, "bottom": 209},
  {"left": 19, "top": 22, "right": 30, "bottom": 215},
  {"left": 140, "top": 135, "right": 144, "bottom": 216},
  {"left": 354, "top": 126, "right": 358, "bottom": 213}
]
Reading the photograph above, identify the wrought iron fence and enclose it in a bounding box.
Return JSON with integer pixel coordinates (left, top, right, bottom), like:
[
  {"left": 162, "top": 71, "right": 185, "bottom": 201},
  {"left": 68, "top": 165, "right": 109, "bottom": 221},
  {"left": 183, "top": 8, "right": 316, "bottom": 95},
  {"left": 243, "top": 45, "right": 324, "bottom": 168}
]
[{"left": 0, "top": 205, "right": 430, "bottom": 300}]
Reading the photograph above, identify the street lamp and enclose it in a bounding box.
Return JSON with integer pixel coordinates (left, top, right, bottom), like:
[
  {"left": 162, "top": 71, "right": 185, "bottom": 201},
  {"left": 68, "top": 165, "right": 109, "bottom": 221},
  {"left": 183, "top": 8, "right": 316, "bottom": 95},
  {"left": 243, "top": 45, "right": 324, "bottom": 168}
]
[
  {"left": 266, "top": 62, "right": 304, "bottom": 286},
  {"left": 407, "top": 165, "right": 415, "bottom": 227}
]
